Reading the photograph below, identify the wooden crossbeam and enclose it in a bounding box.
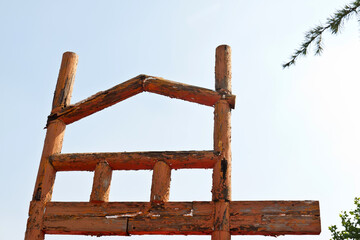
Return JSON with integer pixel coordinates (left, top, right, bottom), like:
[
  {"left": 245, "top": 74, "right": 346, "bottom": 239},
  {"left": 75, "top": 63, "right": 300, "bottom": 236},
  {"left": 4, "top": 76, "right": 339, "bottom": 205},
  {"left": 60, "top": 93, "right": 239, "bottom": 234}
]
[
  {"left": 47, "top": 74, "right": 236, "bottom": 126},
  {"left": 42, "top": 201, "right": 320, "bottom": 236},
  {"left": 49, "top": 150, "right": 220, "bottom": 171}
]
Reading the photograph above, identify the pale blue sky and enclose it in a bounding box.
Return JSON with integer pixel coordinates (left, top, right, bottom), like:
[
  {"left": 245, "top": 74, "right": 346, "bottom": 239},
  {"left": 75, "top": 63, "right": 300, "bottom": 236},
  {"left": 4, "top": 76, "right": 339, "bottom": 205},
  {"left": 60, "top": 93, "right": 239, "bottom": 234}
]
[{"left": 1, "top": 0, "right": 360, "bottom": 239}]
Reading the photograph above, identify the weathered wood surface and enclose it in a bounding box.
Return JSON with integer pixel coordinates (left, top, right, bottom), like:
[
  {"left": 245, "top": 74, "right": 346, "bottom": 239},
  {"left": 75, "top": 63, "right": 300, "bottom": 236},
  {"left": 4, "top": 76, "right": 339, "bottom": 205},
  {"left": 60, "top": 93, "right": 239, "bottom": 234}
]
[
  {"left": 90, "top": 161, "right": 112, "bottom": 202},
  {"left": 214, "top": 201, "right": 229, "bottom": 231},
  {"left": 47, "top": 74, "right": 236, "bottom": 125},
  {"left": 143, "top": 77, "right": 235, "bottom": 109},
  {"left": 150, "top": 161, "right": 171, "bottom": 203},
  {"left": 215, "top": 45, "right": 232, "bottom": 93},
  {"left": 212, "top": 100, "right": 232, "bottom": 201},
  {"left": 42, "top": 201, "right": 320, "bottom": 236},
  {"left": 51, "top": 52, "right": 78, "bottom": 111},
  {"left": 229, "top": 201, "right": 321, "bottom": 235},
  {"left": 50, "top": 150, "right": 220, "bottom": 171},
  {"left": 47, "top": 75, "right": 144, "bottom": 126},
  {"left": 25, "top": 52, "right": 78, "bottom": 240},
  {"left": 43, "top": 201, "right": 213, "bottom": 235},
  {"left": 212, "top": 45, "right": 232, "bottom": 240}
]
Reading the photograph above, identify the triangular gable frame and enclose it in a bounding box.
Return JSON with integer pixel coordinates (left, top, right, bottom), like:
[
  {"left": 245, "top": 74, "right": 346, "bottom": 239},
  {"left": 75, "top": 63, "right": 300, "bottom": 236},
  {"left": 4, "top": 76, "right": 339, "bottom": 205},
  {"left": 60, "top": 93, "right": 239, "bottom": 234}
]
[{"left": 48, "top": 74, "right": 236, "bottom": 126}]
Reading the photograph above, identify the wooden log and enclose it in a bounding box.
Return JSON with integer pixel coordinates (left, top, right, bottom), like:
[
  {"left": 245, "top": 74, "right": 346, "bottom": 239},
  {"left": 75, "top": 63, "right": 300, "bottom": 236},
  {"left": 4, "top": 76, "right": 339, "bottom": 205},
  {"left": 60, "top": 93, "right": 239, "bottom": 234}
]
[
  {"left": 49, "top": 150, "right": 220, "bottom": 171},
  {"left": 47, "top": 75, "right": 144, "bottom": 125},
  {"left": 214, "top": 201, "right": 229, "bottom": 231},
  {"left": 212, "top": 231, "right": 231, "bottom": 240},
  {"left": 42, "top": 201, "right": 320, "bottom": 236},
  {"left": 143, "top": 76, "right": 235, "bottom": 109},
  {"left": 215, "top": 45, "right": 231, "bottom": 93},
  {"left": 212, "top": 100, "right": 232, "bottom": 201},
  {"left": 229, "top": 201, "right": 321, "bottom": 236},
  {"left": 25, "top": 52, "right": 78, "bottom": 240},
  {"left": 43, "top": 201, "right": 213, "bottom": 236},
  {"left": 150, "top": 161, "right": 171, "bottom": 203},
  {"left": 212, "top": 45, "right": 232, "bottom": 240},
  {"left": 51, "top": 52, "right": 78, "bottom": 112},
  {"left": 90, "top": 161, "right": 112, "bottom": 202},
  {"left": 47, "top": 74, "right": 236, "bottom": 126},
  {"left": 43, "top": 216, "right": 128, "bottom": 236},
  {"left": 212, "top": 45, "right": 232, "bottom": 202}
]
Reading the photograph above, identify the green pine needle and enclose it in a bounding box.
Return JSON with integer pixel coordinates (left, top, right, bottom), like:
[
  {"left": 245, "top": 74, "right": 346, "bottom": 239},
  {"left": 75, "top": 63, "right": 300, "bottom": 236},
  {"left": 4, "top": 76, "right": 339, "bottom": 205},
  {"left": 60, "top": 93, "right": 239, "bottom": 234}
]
[{"left": 283, "top": 0, "right": 360, "bottom": 68}]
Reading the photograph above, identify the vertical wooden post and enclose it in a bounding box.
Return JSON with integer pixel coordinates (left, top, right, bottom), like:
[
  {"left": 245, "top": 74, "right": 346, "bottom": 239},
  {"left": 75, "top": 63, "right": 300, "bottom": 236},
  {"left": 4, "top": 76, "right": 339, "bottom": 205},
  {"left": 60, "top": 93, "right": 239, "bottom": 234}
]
[
  {"left": 212, "top": 45, "right": 232, "bottom": 240},
  {"left": 90, "top": 161, "right": 112, "bottom": 202},
  {"left": 25, "top": 52, "right": 78, "bottom": 240},
  {"left": 150, "top": 161, "right": 171, "bottom": 203}
]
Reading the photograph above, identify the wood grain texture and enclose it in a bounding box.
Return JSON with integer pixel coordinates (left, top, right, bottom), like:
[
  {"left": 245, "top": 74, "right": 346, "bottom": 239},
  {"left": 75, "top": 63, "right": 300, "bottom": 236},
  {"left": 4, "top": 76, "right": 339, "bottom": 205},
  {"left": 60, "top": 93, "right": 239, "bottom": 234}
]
[
  {"left": 212, "top": 45, "right": 232, "bottom": 202},
  {"left": 212, "top": 231, "right": 231, "bottom": 240},
  {"left": 215, "top": 45, "right": 231, "bottom": 92},
  {"left": 150, "top": 161, "right": 171, "bottom": 203},
  {"left": 25, "top": 52, "right": 78, "bottom": 240},
  {"left": 49, "top": 150, "right": 220, "bottom": 171},
  {"left": 47, "top": 75, "right": 236, "bottom": 126},
  {"left": 229, "top": 201, "right": 321, "bottom": 236},
  {"left": 212, "top": 100, "right": 232, "bottom": 201},
  {"left": 143, "top": 76, "right": 235, "bottom": 109},
  {"left": 212, "top": 45, "right": 232, "bottom": 240},
  {"left": 51, "top": 52, "right": 78, "bottom": 111},
  {"left": 42, "top": 201, "right": 320, "bottom": 236},
  {"left": 214, "top": 201, "right": 229, "bottom": 231},
  {"left": 90, "top": 161, "right": 112, "bottom": 202},
  {"left": 43, "top": 201, "right": 213, "bottom": 236},
  {"left": 48, "top": 75, "right": 144, "bottom": 125}
]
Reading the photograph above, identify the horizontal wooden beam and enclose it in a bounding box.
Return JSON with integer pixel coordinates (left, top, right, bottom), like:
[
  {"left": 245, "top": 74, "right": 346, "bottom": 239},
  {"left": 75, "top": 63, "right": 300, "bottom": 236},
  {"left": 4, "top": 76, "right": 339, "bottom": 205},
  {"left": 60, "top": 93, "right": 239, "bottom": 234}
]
[
  {"left": 43, "top": 201, "right": 320, "bottom": 236},
  {"left": 230, "top": 201, "right": 321, "bottom": 236},
  {"left": 47, "top": 75, "right": 236, "bottom": 126},
  {"left": 49, "top": 150, "right": 220, "bottom": 171},
  {"left": 43, "top": 201, "right": 213, "bottom": 235}
]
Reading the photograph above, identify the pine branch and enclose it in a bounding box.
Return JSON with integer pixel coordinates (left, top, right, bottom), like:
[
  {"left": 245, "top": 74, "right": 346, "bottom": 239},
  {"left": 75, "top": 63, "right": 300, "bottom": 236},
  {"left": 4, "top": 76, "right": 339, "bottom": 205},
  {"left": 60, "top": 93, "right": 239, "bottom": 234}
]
[{"left": 283, "top": 0, "right": 360, "bottom": 68}]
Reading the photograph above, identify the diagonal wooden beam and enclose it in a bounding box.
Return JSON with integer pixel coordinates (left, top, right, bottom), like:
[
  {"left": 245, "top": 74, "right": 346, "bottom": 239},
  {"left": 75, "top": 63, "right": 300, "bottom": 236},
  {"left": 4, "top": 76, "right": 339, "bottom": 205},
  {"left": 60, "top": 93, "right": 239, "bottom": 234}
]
[
  {"left": 49, "top": 150, "right": 220, "bottom": 171},
  {"left": 47, "top": 75, "right": 144, "bottom": 125},
  {"left": 143, "top": 76, "right": 235, "bottom": 109},
  {"left": 42, "top": 201, "right": 320, "bottom": 236},
  {"left": 47, "top": 75, "right": 236, "bottom": 126}
]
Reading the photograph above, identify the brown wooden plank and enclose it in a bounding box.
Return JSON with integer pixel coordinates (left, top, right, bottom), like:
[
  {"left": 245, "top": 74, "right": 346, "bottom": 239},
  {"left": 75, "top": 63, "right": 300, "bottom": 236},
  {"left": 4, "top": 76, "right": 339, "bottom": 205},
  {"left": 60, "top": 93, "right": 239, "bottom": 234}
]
[
  {"left": 43, "top": 201, "right": 213, "bottom": 236},
  {"left": 25, "top": 52, "right": 78, "bottom": 240},
  {"left": 47, "top": 75, "right": 144, "bottom": 125},
  {"left": 49, "top": 150, "right": 220, "bottom": 171},
  {"left": 143, "top": 76, "right": 235, "bottom": 109},
  {"left": 230, "top": 201, "right": 321, "bottom": 236}
]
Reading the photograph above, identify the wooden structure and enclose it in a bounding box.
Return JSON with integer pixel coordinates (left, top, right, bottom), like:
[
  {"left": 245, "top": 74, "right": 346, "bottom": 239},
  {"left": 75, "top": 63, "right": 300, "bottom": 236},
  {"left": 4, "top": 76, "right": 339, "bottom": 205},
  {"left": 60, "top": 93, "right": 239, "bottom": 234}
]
[{"left": 25, "top": 45, "right": 321, "bottom": 239}]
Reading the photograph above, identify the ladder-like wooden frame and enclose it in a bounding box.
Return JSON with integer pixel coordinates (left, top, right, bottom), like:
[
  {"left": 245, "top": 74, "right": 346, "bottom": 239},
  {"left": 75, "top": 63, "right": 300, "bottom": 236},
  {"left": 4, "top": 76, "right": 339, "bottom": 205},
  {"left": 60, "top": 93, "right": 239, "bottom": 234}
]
[{"left": 25, "top": 45, "right": 321, "bottom": 240}]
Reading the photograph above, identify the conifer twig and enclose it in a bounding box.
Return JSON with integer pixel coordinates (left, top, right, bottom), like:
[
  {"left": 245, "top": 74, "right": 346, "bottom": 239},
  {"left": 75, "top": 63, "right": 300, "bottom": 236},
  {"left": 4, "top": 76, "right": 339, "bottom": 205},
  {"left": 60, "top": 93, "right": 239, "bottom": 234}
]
[{"left": 283, "top": 0, "right": 360, "bottom": 68}]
